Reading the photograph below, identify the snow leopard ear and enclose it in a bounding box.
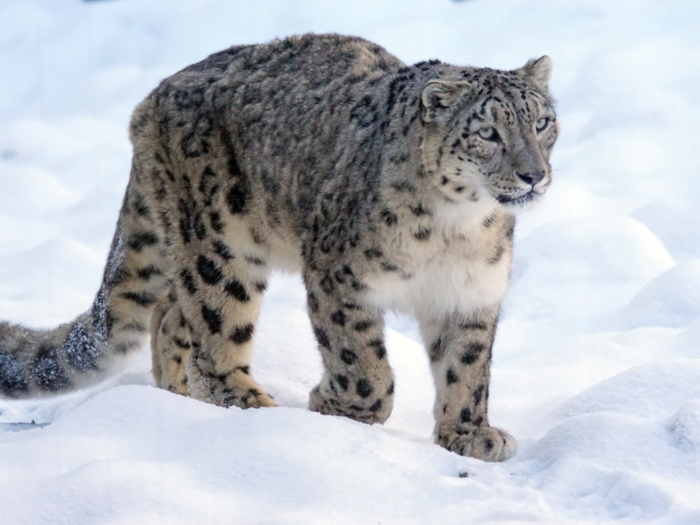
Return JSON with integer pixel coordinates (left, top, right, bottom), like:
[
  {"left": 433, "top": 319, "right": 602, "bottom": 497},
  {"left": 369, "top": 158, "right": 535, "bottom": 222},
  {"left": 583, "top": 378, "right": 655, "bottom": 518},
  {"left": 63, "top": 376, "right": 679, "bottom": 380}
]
[
  {"left": 421, "top": 80, "right": 473, "bottom": 122},
  {"left": 516, "top": 56, "right": 552, "bottom": 90}
]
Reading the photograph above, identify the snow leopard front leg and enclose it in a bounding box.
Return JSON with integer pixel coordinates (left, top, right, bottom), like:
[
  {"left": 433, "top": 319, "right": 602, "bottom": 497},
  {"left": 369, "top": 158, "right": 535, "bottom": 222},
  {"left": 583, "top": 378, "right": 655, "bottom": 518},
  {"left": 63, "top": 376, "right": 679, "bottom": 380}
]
[
  {"left": 304, "top": 266, "right": 395, "bottom": 424},
  {"left": 420, "top": 309, "right": 516, "bottom": 462}
]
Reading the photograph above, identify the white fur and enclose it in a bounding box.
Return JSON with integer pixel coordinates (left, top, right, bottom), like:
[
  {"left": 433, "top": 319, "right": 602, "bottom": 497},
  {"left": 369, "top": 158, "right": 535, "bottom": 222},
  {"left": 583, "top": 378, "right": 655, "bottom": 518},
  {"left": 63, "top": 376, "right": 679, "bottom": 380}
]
[{"left": 364, "top": 251, "right": 510, "bottom": 320}]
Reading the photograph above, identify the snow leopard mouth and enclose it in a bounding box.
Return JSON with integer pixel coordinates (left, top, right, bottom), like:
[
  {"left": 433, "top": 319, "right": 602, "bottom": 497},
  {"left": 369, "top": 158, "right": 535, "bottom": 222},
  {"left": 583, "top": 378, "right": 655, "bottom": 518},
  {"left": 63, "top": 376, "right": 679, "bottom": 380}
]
[{"left": 496, "top": 189, "right": 544, "bottom": 208}]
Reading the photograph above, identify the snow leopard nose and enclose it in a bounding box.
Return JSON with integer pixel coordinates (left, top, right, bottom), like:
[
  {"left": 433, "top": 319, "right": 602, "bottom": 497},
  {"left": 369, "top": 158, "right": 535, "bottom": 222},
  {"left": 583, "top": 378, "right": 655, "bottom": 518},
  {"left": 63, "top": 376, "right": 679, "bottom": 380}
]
[{"left": 515, "top": 170, "right": 545, "bottom": 187}]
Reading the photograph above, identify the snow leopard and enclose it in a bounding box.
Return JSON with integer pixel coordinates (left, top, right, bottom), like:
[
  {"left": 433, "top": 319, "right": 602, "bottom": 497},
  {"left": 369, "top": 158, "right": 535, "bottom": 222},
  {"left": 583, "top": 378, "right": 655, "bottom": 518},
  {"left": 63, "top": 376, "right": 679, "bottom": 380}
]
[{"left": 0, "top": 34, "right": 558, "bottom": 462}]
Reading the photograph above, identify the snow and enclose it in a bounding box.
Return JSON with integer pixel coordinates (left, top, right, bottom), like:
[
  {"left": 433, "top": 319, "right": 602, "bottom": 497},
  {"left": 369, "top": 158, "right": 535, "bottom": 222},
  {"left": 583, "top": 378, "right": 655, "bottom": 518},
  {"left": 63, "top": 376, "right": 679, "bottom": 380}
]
[{"left": 1, "top": 0, "right": 699, "bottom": 522}]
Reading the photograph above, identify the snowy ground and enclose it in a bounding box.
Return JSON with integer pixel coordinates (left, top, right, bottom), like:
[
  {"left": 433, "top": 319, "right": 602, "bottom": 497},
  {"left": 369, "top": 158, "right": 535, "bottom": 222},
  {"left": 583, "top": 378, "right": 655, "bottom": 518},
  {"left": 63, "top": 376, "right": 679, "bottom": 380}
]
[{"left": 1, "top": 0, "right": 700, "bottom": 523}]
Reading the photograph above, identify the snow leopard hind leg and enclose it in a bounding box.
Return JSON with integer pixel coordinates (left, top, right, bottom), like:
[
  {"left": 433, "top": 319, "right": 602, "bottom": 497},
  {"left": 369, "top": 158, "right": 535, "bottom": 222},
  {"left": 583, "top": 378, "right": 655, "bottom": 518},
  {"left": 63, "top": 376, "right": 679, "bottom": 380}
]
[
  {"left": 129, "top": 87, "right": 278, "bottom": 411},
  {"left": 150, "top": 274, "right": 276, "bottom": 408},
  {"left": 150, "top": 289, "right": 191, "bottom": 396},
  {"left": 171, "top": 242, "right": 278, "bottom": 410}
]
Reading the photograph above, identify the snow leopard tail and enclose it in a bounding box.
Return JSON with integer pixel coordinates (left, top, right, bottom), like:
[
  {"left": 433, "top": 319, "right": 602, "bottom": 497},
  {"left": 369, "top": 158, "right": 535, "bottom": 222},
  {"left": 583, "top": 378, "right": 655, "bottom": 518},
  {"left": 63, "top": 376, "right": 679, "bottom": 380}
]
[{"left": 0, "top": 171, "right": 170, "bottom": 400}]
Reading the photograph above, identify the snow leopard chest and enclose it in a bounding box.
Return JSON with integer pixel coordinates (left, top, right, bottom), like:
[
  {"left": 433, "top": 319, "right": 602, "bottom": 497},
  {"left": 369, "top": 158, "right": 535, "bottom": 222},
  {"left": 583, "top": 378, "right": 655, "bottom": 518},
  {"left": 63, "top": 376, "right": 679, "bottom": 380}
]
[{"left": 361, "top": 208, "right": 514, "bottom": 318}]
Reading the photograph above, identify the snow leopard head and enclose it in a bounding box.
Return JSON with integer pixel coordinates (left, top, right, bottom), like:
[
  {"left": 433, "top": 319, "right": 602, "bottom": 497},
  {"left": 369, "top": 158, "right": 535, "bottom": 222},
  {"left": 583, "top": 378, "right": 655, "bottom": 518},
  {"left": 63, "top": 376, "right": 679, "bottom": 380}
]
[{"left": 421, "top": 56, "right": 558, "bottom": 212}]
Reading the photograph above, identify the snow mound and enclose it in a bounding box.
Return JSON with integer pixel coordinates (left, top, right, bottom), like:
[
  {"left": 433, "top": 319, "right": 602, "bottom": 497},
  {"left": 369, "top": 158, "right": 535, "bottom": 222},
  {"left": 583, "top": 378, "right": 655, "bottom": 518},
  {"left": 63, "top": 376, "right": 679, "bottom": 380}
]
[
  {"left": 507, "top": 215, "right": 674, "bottom": 319},
  {"left": 622, "top": 260, "right": 700, "bottom": 328},
  {"left": 0, "top": 385, "right": 541, "bottom": 525},
  {"left": 666, "top": 401, "right": 700, "bottom": 455},
  {"left": 554, "top": 360, "right": 700, "bottom": 419},
  {"left": 0, "top": 164, "right": 80, "bottom": 216},
  {"left": 527, "top": 396, "right": 700, "bottom": 521},
  {"left": 634, "top": 200, "right": 700, "bottom": 261}
]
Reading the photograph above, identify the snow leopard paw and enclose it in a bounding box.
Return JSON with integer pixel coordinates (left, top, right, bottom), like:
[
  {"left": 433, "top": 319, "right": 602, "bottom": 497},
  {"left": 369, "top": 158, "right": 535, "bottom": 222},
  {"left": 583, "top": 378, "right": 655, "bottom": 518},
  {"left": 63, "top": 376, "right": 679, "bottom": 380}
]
[
  {"left": 438, "top": 426, "right": 516, "bottom": 462},
  {"left": 308, "top": 384, "right": 393, "bottom": 425}
]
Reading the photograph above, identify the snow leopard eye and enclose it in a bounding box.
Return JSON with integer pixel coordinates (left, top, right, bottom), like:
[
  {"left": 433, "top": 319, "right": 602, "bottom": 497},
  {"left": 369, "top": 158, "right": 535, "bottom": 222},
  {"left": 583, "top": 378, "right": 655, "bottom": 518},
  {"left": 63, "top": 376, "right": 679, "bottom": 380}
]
[
  {"left": 478, "top": 127, "right": 499, "bottom": 142},
  {"left": 536, "top": 117, "right": 549, "bottom": 132}
]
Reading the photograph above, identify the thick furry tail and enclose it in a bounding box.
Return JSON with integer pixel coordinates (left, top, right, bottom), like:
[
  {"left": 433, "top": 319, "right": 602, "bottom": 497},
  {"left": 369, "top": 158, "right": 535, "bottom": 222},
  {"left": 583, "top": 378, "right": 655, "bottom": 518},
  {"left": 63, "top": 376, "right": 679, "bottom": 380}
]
[
  {"left": 0, "top": 313, "right": 125, "bottom": 398},
  {"left": 0, "top": 175, "right": 170, "bottom": 399}
]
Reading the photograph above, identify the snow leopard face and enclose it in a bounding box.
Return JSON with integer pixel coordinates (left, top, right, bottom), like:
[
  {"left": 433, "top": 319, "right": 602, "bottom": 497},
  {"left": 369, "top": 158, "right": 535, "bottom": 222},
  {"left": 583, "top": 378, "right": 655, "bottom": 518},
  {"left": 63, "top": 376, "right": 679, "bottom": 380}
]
[{"left": 421, "top": 56, "right": 558, "bottom": 212}]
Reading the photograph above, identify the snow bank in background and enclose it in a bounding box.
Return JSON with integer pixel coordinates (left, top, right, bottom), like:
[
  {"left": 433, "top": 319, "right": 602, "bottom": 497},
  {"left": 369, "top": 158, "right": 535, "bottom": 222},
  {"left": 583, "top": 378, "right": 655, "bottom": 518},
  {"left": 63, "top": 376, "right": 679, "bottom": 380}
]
[
  {"left": 1, "top": 0, "right": 700, "bottom": 523},
  {"left": 506, "top": 215, "right": 675, "bottom": 321},
  {"left": 622, "top": 261, "right": 700, "bottom": 328}
]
